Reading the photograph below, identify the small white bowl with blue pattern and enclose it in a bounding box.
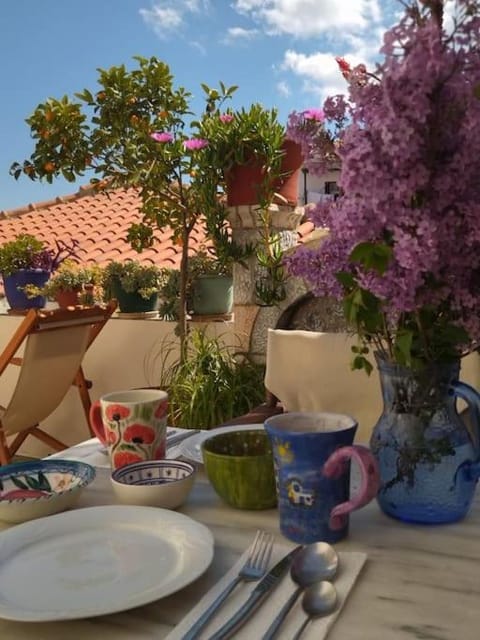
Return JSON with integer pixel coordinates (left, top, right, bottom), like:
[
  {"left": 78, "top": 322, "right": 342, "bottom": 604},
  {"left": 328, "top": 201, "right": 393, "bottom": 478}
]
[
  {"left": 0, "top": 459, "right": 96, "bottom": 524},
  {"left": 111, "top": 459, "right": 196, "bottom": 509}
]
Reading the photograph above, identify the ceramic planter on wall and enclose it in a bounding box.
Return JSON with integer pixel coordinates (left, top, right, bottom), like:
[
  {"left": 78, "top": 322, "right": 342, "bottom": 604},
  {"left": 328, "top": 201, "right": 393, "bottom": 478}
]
[
  {"left": 111, "top": 278, "right": 158, "bottom": 314},
  {"left": 190, "top": 275, "right": 233, "bottom": 316},
  {"left": 2, "top": 269, "right": 50, "bottom": 310}
]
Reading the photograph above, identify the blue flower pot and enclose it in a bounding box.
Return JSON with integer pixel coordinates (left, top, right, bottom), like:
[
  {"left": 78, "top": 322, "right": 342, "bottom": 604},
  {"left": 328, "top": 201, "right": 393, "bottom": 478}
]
[{"left": 2, "top": 269, "right": 50, "bottom": 310}]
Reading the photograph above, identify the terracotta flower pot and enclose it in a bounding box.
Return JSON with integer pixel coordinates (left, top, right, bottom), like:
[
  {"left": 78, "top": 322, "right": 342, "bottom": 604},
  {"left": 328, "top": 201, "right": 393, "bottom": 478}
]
[
  {"left": 274, "top": 139, "right": 303, "bottom": 206},
  {"left": 55, "top": 289, "right": 82, "bottom": 309},
  {"left": 225, "top": 140, "right": 303, "bottom": 207}
]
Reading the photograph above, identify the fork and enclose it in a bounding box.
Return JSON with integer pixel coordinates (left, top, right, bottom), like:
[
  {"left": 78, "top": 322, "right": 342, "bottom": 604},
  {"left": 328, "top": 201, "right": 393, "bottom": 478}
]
[{"left": 181, "top": 530, "right": 274, "bottom": 640}]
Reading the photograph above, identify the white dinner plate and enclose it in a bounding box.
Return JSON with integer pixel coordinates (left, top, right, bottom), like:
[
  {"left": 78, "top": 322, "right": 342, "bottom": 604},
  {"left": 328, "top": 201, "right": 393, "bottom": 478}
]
[
  {"left": 178, "top": 423, "right": 265, "bottom": 464},
  {"left": 0, "top": 505, "right": 214, "bottom": 622}
]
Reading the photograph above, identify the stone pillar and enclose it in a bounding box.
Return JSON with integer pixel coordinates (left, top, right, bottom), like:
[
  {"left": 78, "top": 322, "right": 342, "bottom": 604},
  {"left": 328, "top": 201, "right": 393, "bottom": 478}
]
[{"left": 227, "top": 203, "right": 304, "bottom": 360}]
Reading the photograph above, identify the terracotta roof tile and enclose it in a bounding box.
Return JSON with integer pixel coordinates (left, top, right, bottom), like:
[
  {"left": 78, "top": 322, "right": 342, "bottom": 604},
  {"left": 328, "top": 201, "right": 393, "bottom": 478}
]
[{"left": 0, "top": 186, "right": 211, "bottom": 271}]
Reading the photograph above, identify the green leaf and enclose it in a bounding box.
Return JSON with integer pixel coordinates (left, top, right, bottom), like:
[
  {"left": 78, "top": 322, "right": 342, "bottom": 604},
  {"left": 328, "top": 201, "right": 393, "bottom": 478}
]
[
  {"left": 351, "top": 355, "right": 373, "bottom": 375},
  {"left": 394, "top": 330, "right": 413, "bottom": 365},
  {"left": 350, "top": 242, "right": 392, "bottom": 274},
  {"left": 335, "top": 270, "right": 355, "bottom": 289}
]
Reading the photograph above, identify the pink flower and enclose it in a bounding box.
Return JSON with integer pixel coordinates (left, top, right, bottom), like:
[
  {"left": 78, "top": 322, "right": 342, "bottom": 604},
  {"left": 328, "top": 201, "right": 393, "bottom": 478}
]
[
  {"left": 219, "top": 114, "right": 234, "bottom": 124},
  {"left": 335, "top": 56, "right": 351, "bottom": 79},
  {"left": 302, "top": 108, "right": 324, "bottom": 122},
  {"left": 183, "top": 138, "right": 209, "bottom": 151},
  {"left": 150, "top": 131, "right": 173, "bottom": 143}
]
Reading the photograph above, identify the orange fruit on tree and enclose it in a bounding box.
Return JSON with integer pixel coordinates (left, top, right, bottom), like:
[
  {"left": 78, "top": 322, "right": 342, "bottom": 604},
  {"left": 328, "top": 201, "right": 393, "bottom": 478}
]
[
  {"left": 45, "top": 111, "right": 55, "bottom": 122},
  {"left": 43, "top": 161, "right": 56, "bottom": 173}
]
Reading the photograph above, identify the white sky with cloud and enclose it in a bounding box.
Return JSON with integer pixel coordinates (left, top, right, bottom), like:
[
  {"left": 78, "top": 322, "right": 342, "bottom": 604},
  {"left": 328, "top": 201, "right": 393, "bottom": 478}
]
[
  {"left": 0, "top": 0, "right": 403, "bottom": 209},
  {"left": 140, "top": 0, "right": 391, "bottom": 102}
]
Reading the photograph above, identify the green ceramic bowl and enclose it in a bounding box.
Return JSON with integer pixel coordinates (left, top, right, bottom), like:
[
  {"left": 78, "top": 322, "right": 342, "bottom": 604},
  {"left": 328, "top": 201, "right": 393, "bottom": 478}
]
[{"left": 201, "top": 429, "right": 277, "bottom": 510}]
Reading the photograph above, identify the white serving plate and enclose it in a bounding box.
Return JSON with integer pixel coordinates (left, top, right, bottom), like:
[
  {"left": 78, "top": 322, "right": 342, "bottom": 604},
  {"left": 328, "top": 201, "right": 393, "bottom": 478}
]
[
  {"left": 0, "top": 505, "right": 214, "bottom": 621},
  {"left": 178, "top": 423, "right": 265, "bottom": 464}
]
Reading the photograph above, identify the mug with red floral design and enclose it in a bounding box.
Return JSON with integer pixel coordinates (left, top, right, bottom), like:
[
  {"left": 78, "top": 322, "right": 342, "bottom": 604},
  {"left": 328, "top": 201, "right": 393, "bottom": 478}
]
[{"left": 89, "top": 389, "right": 168, "bottom": 470}]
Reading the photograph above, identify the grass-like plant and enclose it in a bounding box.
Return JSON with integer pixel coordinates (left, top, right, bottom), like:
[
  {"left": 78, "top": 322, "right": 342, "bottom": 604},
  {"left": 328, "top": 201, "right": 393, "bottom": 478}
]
[{"left": 146, "top": 329, "right": 265, "bottom": 429}]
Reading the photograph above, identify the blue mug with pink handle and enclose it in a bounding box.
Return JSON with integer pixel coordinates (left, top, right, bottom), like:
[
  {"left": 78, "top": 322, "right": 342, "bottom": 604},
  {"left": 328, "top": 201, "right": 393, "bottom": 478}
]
[{"left": 265, "top": 412, "right": 379, "bottom": 544}]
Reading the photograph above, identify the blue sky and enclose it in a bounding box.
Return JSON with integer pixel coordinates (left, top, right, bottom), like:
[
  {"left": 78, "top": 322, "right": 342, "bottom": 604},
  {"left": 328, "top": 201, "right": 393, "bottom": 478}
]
[{"left": 1, "top": 0, "right": 400, "bottom": 211}]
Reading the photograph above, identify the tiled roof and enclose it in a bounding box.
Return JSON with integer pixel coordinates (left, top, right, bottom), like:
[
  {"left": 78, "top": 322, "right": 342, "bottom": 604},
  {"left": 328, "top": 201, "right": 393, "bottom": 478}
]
[
  {"left": 0, "top": 185, "right": 210, "bottom": 269},
  {"left": 0, "top": 186, "right": 317, "bottom": 284}
]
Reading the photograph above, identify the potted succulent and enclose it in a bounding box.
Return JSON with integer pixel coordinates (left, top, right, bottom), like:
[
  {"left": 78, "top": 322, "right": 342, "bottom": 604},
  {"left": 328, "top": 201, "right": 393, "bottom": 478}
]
[
  {"left": 22, "top": 260, "right": 103, "bottom": 308},
  {"left": 101, "top": 260, "right": 162, "bottom": 314},
  {"left": 0, "top": 234, "right": 78, "bottom": 310}
]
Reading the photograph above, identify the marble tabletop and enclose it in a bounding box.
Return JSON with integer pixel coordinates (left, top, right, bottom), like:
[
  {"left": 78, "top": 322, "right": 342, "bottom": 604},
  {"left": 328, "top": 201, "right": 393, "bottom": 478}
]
[{"left": 0, "top": 437, "right": 479, "bottom": 640}]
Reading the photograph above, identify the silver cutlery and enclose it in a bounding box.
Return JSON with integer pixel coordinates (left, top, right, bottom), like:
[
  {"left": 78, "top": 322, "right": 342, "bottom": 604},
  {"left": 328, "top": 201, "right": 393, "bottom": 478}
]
[
  {"left": 166, "top": 429, "right": 200, "bottom": 449},
  {"left": 98, "top": 429, "right": 199, "bottom": 456},
  {"left": 207, "top": 544, "right": 302, "bottom": 640},
  {"left": 181, "top": 530, "right": 274, "bottom": 640},
  {"left": 261, "top": 542, "right": 339, "bottom": 639},
  {"left": 292, "top": 581, "right": 338, "bottom": 639}
]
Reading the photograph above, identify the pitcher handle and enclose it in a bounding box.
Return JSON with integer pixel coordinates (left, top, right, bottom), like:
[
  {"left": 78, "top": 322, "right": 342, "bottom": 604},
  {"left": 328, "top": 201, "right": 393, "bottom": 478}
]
[
  {"left": 450, "top": 380, "right": 480, "bottom": 456},
  {"left": 322, "top": 445, "right": 380, "bottom": 531}
]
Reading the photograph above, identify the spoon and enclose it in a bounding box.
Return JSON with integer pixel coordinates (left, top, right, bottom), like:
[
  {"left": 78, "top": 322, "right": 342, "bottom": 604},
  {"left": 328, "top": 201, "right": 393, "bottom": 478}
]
[
  {"left": 261, "top": 542, "right": 338, "bottom": 640},
  {"left": 292, "top": 581, "right": 338, "bottom": 640}
]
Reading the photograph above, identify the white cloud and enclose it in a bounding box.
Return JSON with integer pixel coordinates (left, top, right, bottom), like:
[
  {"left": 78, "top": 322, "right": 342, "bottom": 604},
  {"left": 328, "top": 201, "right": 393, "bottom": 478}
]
[
  {"left": 222, "top": 26, "right": 260, "bottom": 44},
  {"left": 281, "top": 50, "right": 348, "bottom": 100},
  {"left": 276, "top": 80, "right": 291, "bottom": 97},
  {"left": 140, "top": 6, "right": 183, "bottom": 37},
  {"left": 140, "top": 1, "right": 210, "bottom": 38},
  {"left": 232, "top": 0, "right": 382, "bottom": 38}
]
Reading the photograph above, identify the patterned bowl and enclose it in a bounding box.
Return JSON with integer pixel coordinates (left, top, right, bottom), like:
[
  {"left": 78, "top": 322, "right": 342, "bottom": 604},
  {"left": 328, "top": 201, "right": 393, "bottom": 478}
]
[
  {"left": 0, "top": 459, "right": 96, "bottom": 524},
  {"left": 111, "top": 459, "right": 196, "bottom": 509}
]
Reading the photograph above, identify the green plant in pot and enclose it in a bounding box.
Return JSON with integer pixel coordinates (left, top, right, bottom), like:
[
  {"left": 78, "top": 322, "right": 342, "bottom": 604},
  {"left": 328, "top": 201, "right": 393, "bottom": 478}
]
[
  {"left": 23, "top": 260, "right": 103, "bottom": 308},
  {"left": 102, "top": 260, "right": 161, "bottom": 314},
  {"left": 198, "top": 102, "right": 300, "bottom": 207},
  {"left": 187, "top": 248, "right": 233, "bottom": 317},
  {"left": 0, "top": 234, "right": 78, "bottom": 310},
  {"left": 148, "top": 329, "right": 266, "bottom": 429},
  {"left": 199, "top": 102, "right": 299, "bottom": 306}
]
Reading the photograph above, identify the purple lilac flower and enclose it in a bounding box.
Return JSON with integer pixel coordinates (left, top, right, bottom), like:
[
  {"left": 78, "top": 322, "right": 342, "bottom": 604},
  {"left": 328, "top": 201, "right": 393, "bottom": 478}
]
[
  {"left": 150, "top": 132, "right": 173, "bottom": 143},
  {"left": 285, "top": 1, "right": 480, "bottom": 355},
  {"left": 183, "top": 138, "right": 209, "bottom": 151}
]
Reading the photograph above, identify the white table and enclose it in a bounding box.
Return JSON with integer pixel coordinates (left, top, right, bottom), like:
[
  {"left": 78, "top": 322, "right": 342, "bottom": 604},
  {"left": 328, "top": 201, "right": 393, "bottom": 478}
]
[{"left": 0, "top": 438, "right": 479, "bottom": 639}]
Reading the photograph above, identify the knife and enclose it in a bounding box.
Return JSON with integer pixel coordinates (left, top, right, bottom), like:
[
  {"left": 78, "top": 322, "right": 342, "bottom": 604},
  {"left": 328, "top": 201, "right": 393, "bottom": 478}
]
[{"left": 207, "top": 546, "right": 302, "bottom": 640}]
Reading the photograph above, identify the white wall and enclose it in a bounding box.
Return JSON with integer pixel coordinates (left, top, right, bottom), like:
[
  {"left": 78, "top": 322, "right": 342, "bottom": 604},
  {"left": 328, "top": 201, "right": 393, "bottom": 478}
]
[{"left": 0, "top": 315, "right": 237, "bottom": 458}]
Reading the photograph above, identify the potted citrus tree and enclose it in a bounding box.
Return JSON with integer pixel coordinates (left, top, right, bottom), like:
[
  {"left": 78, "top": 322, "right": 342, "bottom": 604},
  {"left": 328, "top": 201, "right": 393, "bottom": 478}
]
[{"left": 101, "top": 260, "right": 161, "bottom": 314}]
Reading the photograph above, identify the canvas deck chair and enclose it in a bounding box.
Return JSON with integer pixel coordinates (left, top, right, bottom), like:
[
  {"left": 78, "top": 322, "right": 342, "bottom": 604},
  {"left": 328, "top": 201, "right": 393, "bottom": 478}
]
[{"left": 0, "top": 301, "right": 117, "bottom": 465}]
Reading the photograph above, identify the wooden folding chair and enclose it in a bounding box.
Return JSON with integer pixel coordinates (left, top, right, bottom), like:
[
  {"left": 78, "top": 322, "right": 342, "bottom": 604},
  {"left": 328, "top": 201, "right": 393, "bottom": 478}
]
[{"left": 0, "top": 301, "right": 117, "bottom": 465}]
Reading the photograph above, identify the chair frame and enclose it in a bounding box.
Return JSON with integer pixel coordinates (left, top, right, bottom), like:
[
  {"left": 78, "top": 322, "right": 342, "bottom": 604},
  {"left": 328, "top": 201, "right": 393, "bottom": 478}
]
[{"left": 0, "top": 301, "right": 117, "bottom": 465}]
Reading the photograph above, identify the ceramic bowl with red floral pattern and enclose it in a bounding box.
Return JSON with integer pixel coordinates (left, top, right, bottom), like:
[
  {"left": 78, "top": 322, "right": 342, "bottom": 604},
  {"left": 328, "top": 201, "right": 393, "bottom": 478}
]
[
  {"left": 111, "top": 459, "right": 196, "bottom": 509},
  {"left": 0, "top": 459, "right": 95, "bottom": 524}
]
